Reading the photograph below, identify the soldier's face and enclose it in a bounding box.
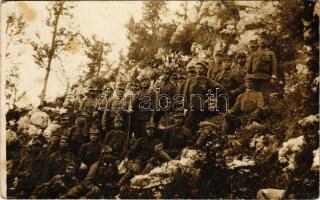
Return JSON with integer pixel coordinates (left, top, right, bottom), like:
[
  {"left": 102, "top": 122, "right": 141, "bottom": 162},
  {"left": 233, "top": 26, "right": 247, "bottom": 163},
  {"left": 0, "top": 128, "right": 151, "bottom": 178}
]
[
  {"left": 78, "top": 116, "right": 86, "bottom": 124},
  {"left": 59, "top": 139, "right": 68, "bottom": 149},
  {"left": 114, "top": 121, "right": 123, "bottom": 129},
  {"left": 188, "top": 70, "right": 196, "bottom": 77},
  {"left": 174, "top": 117, "right": 184, "bottom": 126},
  {"left": 237, "top": 57, "right": 246, "bottom": 65},
  {"left": 146, "top": 127, "right": 155, "bottom": 136},
  {"left": 50, "top": 136, "right": 59, "bottom": 146},
  {"left": 199, "top": 125, "right": 212, "bottom": 135},
  {"left": 90, "top": 134, "right": 98, "bottom": 142},
  {"left": 215, "top": 55, "right": 222, "bottom": 63},
  {"left": 223, "top": 60, "right": 232, "bottom": 69},
  {"left": 132, "top": 84, "right": 140, "bottom": 92},
  {"left": 116, "top": 88, "right": 125, "bottom": 97},
  {"left": 104, "top": 88, "right": 113, "bottom": 98},
  {"left": 141, "top": 79, "right": 150, "bottom": 89},
  {"left": 101, "top": 151, "right": 112, "bottom": 161},
  {"left": 245, "top": 79, "right": 254, "bottom": 89},
  {"left": 66, "top": 166, "right": 76, "bottom": 175},
  {"left": 61, "top": 118, "right": 69, "bottom": 126}
]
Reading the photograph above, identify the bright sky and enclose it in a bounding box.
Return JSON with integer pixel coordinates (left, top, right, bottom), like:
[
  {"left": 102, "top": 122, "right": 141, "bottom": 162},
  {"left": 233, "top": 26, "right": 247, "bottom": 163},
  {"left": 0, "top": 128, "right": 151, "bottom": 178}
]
[{"left": 1, "top": 1, "right": 187, "bottom": 107}]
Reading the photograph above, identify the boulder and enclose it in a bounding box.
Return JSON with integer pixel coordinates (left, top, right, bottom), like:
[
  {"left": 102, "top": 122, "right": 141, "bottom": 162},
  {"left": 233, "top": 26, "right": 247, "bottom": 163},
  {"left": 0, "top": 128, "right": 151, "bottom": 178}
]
[
  {"left": 257, "top": 188, "right": 286, "bottom": 200},
  {"left": 29, "top": 109, "right": 49, "bottom": 129},
  {"left": 311, "top": 148, "right": 319, "bottom": 171}
]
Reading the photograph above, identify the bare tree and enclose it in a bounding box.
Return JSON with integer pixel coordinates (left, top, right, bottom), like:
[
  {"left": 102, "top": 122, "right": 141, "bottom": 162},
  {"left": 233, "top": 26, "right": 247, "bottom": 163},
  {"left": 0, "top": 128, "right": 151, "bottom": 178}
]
[
  {"left": 30, "top": 1, "right": 78, "bottom": 106},
  {"left": 80, "top": 34, "right": 112, "bottom": 80},
  {"left": 5, "top": 12, "right": 28, "bottom": 109}
]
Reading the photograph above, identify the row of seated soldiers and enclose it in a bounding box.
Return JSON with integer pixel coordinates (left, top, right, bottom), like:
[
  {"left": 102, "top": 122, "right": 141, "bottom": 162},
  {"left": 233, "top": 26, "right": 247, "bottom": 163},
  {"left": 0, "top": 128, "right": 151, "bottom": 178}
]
[{"left": 9, "top": 36, "right": 278, "bottom": 198}]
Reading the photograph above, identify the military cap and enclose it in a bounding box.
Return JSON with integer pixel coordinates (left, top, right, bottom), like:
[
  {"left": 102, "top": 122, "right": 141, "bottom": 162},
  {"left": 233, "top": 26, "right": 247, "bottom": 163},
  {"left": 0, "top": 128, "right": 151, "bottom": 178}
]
[
  {"left": 223, "top": 54, "right": 233, "bottom": 61},
  {"left": 79, "top": 112, "right": 88, "bottom": 117},
  {"left": 101, "top": 145, "right": 113, "bottom": 153},
  {"left": 116, "top": 82, "right": 126, "bottom": 90},
  {"left": 32, "top": 138, "right": 42, "bottom": 146},
  {"left": 170, "top": 73, "right": 179, "bottom": 80},
  {"left": 66, "top": 161, "right": 77, "bottom": 169},
  {"left": 198, "top": 121, "right": 219, "bottom": 129},
  {"left": 51, "top": 131, "right": 60, "bottom": 137},
  {"left": 173, "top": 111, "right": 185, "bottom": 118},
  {"left": 236, "top": 52, "right": 246, "bottom": 58},
  {"left": 102, "top": 84, "right": 114, "bottom": 91},
  {"left": 132, "top": 79, "right": 140, "bottom": 86},
  {"left": 195, "top": 61, "right": 209, "bottom": 69},
  {"left": 89, "top": 125, "right": 100, "bottom": 134},
  {"left": 137, "top": 75, "right": 151, "bottom": 82},
  {"left": 145, "top": 121, "right": 157, "bottom": 129},
  {"left": 215, "top": 50, "right": 223, "bottom": 56},
  {"left": 60, "top": 135, "right": 69, "bottom": 141},
  {"left": 89, "top": 85, "right": 99, "bottom": 91},
  {"left": 245, "top": 74, "right": 257, "bottom": 81},
  {"left": 114, "top": 114, "right": 125, "bottom": 122},
  {"left": 248, "top": 40, "right": 258, "bottom": 47},
  {"left": 186, "top": 60, "right": 196, "bottom": 72},
  {"left": 60, "top": 113, "right": 70, "bottom": 120}
]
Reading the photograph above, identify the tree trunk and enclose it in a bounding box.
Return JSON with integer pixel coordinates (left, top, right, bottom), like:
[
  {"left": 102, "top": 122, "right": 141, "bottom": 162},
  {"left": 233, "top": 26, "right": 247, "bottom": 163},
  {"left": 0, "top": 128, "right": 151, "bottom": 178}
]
[{"left": 39, "top": 3, "right": 63, "bottom": 106}]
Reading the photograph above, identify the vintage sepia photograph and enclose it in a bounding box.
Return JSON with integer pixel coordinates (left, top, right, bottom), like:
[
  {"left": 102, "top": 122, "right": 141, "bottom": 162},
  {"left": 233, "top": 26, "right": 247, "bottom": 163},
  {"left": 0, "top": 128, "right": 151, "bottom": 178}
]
[{"left": 1, "top": 0, "right": 319, "bottom": 199}]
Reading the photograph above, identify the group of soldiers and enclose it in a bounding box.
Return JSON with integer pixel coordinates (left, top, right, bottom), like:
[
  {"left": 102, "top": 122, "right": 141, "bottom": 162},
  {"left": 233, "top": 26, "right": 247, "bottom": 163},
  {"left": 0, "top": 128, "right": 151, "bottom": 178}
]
[{"left": 8, "top": 34, "right": 279, "bottom": 198}]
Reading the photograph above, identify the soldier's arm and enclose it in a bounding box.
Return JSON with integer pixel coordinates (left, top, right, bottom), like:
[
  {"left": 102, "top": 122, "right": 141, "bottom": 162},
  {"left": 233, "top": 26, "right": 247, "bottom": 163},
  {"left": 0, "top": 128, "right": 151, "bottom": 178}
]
[
  {"left": 84, "top": 161, "right": 99, "bottom": 181},
  {"left": 229, "top": 94, "right": 242, "bottom": 114},
  {"left": 246, "top": 55, "right": 253, "bottom": 74},
  {"left": 101, "top": 107, "right": 109, "bottom": 130},
  {"left": 256, "top": 92, "right": 265, "bottom": 109},
  {"left": 270, "top": 51, "right": 278, "bottom": 79}
]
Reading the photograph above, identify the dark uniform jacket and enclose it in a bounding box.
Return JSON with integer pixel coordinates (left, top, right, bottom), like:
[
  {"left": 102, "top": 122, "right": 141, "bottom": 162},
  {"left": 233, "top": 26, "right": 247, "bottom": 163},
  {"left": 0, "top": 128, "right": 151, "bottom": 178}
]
[
  {"left": 162, "top": 126, "right": 191, "bottom": 158},
  {"left": 247, "top": 49, "right": 277, "bottom": 80},
  {"left": 78, "top": 142, "right": 101, "bottom": 166},
  {"left": 103, "top": 129, "right": 127, "bottom": 156}
]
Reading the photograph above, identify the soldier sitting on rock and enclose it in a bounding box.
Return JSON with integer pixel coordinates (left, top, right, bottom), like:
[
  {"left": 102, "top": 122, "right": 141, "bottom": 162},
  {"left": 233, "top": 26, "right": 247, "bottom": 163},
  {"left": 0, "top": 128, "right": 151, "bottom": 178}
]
[
  {"left": 222, "top": 75, "right": 266, "bottom": 135},
  {"left": 11, "top": 138, "right": 46, "bottom": 197},
  {"left": 68, "top": 112, "right": 89, "bottom": 155},
  {"left": 155, "top": 112, "right": 192, "bottom": 162},
  {"left": 31, "top": 162, "right": 79, "bottom": 199},
  {"left": 117, "top": 121, "right": 162, "bottom": 186},
  {"left": 63, "top": 145, "right": 119, "bottom": 199}
]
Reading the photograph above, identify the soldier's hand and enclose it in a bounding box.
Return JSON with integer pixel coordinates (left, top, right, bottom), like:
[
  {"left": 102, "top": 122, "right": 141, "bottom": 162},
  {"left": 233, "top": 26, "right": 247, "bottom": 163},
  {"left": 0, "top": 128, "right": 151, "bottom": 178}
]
[
  {"left": 154, "top": 143, "right": 164, "bottom": 152},
  {"left": 79, "top": 162, "right": 88, "bottom": 170}
]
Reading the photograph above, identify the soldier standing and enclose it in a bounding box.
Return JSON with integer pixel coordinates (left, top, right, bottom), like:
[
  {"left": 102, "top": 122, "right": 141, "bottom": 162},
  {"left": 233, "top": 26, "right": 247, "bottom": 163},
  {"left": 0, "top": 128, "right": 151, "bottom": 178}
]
[
  {"left": 208, "top": 50, "right": 224, "bottom": 81},
  {"left": 101, "top": 82, "right": 128, "bottom": 134},
  {"left": 68, "top": 113, "right": 89, "bottom": 155},
  {"left": 103, "top": 114, "right": 127, "bottom": 159},
  {"left": 78, "top": 125, "right": 101, "bottom": 175},
  {"left": 247, "top": 36, "right": 278, "bottom": 102},
  {"left": 131, "top": 76, "right": 156, "bottom": 138},
  {"left": 229, "top": 52, "right": 248, "bottom": 100}
]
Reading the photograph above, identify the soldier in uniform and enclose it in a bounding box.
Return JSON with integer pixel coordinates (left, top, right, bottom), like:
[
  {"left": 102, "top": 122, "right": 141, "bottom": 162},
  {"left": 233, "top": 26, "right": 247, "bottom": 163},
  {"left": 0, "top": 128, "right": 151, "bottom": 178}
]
[
  {"left": 117, "top": 121, "right": 162, "bottom": 186},
  {"left": 208, "top": 50, "right": 223, "bottom": 81},
  {"left": 101, "top": 82, "right": 128, "bottom": 134},
  {"left": 79, "top": 84, "right": 100, "bottom": 123},
  {"left": 58, "top": 113, "right": 73, "bottom": 136},
  {"left": 31, "top": 162, "right": 79, "bottom": 198},
  {"left": 78, "top": 125, "right": 101, "bottom": 175},
  {"left": 40, "top": 130, "right": 60, "bottom": 158},
  {"left": 247, "top": 36, "right": 278, "bottom": 102},
  {"left": 229, "top": 52, "right": 247, "bottom": 100},
  {"left": 222, "top": 75, "right": 266, "bottom": 135},
  {"left": 155, "top": 112, "right": 192, "bottom": 161},
  {"left": 215, "top": 55, "right": 245, "bottom": 106},
  {"left": 103, "top": 114, "right": 127, "bottom": 160},
  {"left": 68, "top": 112, "right": 89, "bottom": 155},
  {"left": 183, "top": 61, "right": 224, "bottom": 130},
  {"left": 96, "top": 83, "right": 114, "bottom": 113},
  {"left": 131, "top": 76, "right": 156, "bottom": 138},
  {"left": 63, "top": 145, "right": 119, "bottom": 199},
  {"left": 12, "top": 139, "right": 46, "bottom": 197},
  {"left": 248, "top": 40, "right": 259, "bottom": 55},
  {"left": 45, "top": 135, "right": 77, "bottom": 180}
]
